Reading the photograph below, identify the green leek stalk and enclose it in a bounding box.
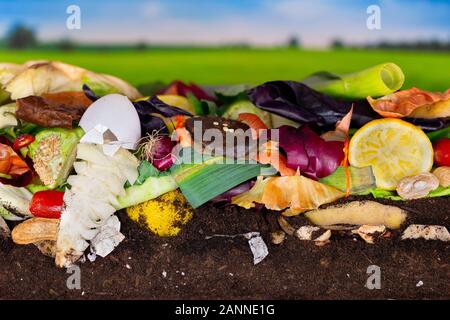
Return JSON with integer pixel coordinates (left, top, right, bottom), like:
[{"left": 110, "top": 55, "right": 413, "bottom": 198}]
[
  {"left": 302, "top": 63, "right": 405, "bottom": 99},
  {"left": 170, "top": 149, "right": 262, "bottom": 208},
  {"left": 116, "top": 174, "right": 178, "bottom": 210}
]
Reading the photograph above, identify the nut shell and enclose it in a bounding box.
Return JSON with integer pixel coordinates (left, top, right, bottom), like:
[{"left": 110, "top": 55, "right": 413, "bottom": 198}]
[
  {"left": 396, "top": 172, "right": 439, "bottom": 200},
  {"left": 12, "top": 218, "right": 59, "bottom": 244}
]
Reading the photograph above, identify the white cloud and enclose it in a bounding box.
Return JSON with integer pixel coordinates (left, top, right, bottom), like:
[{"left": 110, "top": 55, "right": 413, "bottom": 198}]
[{"left": 142, "top": 1, "right": 164, "bottom": 17}]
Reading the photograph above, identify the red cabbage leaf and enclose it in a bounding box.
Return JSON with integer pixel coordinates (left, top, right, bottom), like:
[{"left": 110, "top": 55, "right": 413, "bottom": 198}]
[{"left": 278, "top": 125, "right": 344, "bottom": 180}]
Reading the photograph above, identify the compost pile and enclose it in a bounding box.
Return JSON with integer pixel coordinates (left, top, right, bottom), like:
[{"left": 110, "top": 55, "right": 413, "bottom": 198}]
[{"left": 0, "top": 61, "right": 449, "bottom": 287}]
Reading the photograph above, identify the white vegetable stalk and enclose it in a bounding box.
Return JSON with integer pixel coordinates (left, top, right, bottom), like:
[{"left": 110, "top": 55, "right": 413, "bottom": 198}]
[{"left": 55, "top": 144, "right": 139, "bottom": 267}]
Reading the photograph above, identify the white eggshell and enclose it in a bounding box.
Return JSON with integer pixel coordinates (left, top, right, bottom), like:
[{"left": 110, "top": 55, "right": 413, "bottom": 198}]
[{"left": 79, "top": 94, "right": 141, "bottom": 149}]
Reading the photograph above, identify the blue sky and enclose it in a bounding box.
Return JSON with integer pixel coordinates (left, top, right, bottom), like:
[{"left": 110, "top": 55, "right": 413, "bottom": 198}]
[{"left": 0, "top": 0, "right": 449, "bottom": 47}]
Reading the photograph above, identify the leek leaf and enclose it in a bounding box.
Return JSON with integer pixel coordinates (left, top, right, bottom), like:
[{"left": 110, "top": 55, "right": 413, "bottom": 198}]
[
  {"left": 302, "top": 63, "right": 405, "bottom": 99},
  {"left": 171, "top": 148, "right": 262, "bottom": 208}
]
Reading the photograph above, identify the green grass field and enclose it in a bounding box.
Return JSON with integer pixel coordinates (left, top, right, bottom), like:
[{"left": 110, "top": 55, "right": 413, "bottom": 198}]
[{"left": 0, "top": 48, "right": 449, "bottom": 91}]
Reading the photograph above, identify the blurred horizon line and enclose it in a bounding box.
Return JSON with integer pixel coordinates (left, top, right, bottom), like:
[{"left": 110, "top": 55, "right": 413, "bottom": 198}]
[{"left": 1, "top": 23, "right": 450, "bottom": 52}]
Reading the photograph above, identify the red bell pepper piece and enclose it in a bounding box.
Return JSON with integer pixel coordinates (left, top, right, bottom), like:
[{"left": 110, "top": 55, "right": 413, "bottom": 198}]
[
  {"left": 29, "top": 190, "right": 64, "bottom": 219},
  {"left": 13, "top": 134, "right": 35, "bottom": 151}
]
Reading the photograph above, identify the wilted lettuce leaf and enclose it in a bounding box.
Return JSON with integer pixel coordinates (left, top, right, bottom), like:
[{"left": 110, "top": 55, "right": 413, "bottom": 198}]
[{"left": 369, "top": 186, "right": 450, "bottom": 200}]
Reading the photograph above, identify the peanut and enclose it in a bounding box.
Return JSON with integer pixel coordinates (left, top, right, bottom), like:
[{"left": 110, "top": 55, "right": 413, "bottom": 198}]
[{"left": 12, "top": 218, "right": 59, "bottom": 244}]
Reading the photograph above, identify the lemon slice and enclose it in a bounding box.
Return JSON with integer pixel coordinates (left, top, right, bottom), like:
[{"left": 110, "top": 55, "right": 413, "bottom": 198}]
[
  {"left": 349, "top": 118, "right": 433, "bottom": 190},
  {"left": 157, "top": 94, "right": 195, "bottom": 114}
]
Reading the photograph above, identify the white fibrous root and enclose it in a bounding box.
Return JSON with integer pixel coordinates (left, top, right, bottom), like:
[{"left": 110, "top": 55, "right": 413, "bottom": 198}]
[
  {"left": 55, "top": 144, "right": 139, "bottom": 267},
  {"left": 401, "top": 225, "right": 450, "bottom": 242},
  {"left": 396, "top": 172, "right": 439, "bottom": 200},
  {"left": 432, "top": 167, "right": 450, "bottom": 188}
]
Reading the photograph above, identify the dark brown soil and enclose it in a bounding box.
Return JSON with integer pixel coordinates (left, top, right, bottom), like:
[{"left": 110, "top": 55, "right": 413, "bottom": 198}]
[{"left": 0, "top": 196, "right": 449, "bottom": 300}]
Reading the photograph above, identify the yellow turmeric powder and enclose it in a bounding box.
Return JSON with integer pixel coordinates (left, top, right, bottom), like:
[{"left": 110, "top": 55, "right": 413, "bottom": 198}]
[{"left": 127, "top": 190, "right": 193, "bottom": 237}]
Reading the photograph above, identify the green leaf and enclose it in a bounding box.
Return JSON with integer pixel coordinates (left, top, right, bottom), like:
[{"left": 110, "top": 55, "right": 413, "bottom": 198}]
[
  {"left": 135, "top": 160, "right": 160, "bottom": 185},
  {"left": 369, "top": 186, "right": 450, "bottom": 200},
  {"left": 320, "top": 166, "right": 376, "bottom": 194},
  {"left": 369, "top": 188, "right": 401, "bottom": 200},
  {"left": 427, "top": 127, "right": 450, "bottom": 143},
  {"left": 187, "top": 93, "right": 218, "bottom": 116}
]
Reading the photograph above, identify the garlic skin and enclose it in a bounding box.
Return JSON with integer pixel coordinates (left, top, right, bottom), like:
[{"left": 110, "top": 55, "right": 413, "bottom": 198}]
[
  {"left": 432, "top": 166, "right": 450, "bottom": 188},
  {"left": 396, "top": 172, "right": 439, "bottom": 200}
]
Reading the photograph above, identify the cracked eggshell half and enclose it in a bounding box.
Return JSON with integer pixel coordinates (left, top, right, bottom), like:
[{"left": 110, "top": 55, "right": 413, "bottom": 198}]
[{"left": 79, "top": 94, "right": 141, "bottom": 149}]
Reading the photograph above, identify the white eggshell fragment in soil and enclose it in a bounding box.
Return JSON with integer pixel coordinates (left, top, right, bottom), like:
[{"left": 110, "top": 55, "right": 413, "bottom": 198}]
[{"left": 79, "top": 94, "right": 141, "bottom": 149}]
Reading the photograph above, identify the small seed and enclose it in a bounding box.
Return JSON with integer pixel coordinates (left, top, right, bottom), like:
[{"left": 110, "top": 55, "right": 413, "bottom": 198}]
[{"left": 271, "top": 231, "right": 286, "bottom": 244}]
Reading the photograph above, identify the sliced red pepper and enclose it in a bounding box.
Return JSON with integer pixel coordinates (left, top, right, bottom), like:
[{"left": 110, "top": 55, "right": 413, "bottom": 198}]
[
  {"left": 29, "top": 190, "right": 64, "bottom": 219},
  {"left": 13, "top": 134, "right": 35, "bottom": 151}
]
